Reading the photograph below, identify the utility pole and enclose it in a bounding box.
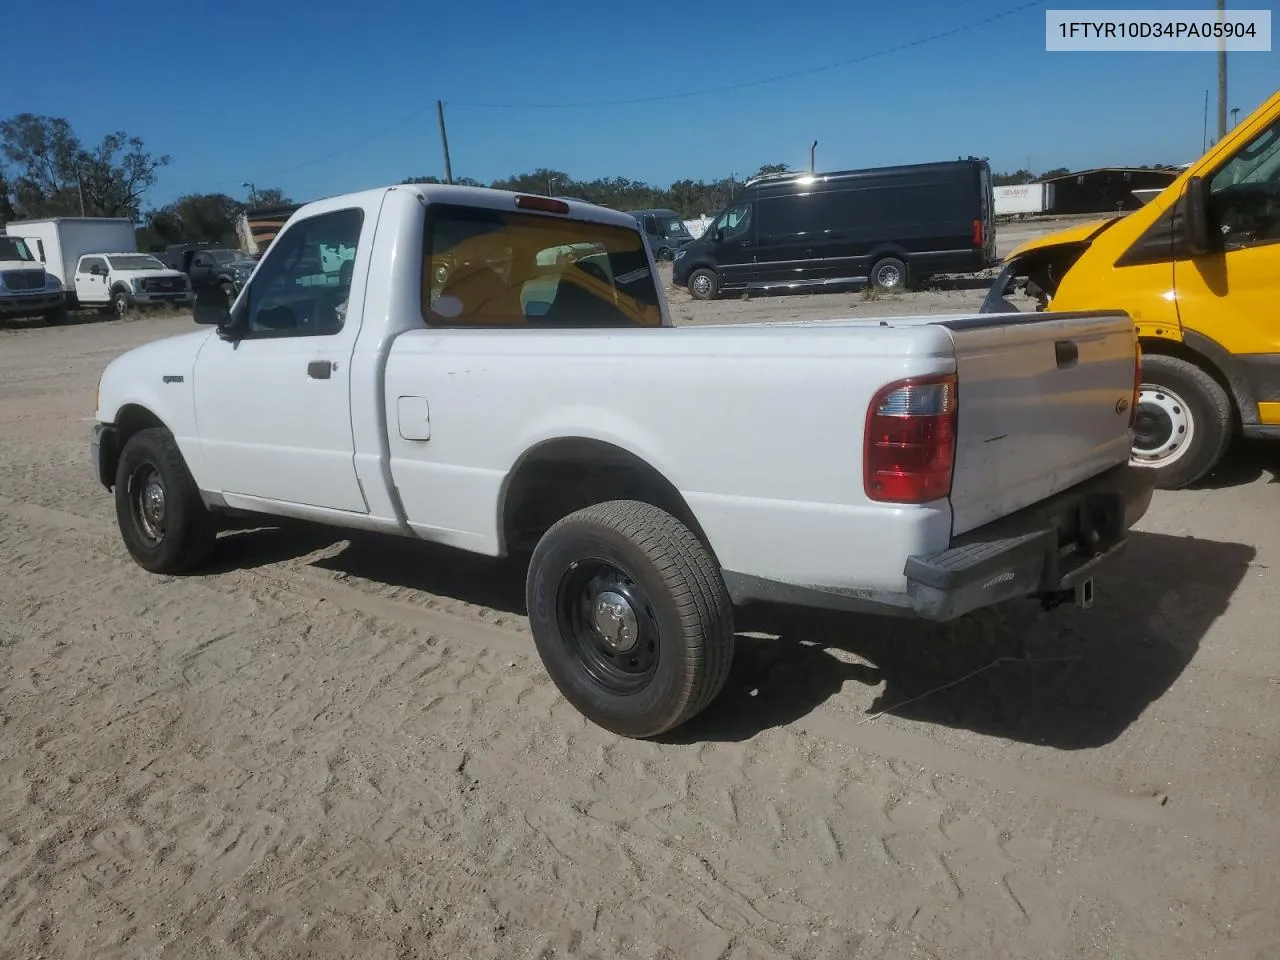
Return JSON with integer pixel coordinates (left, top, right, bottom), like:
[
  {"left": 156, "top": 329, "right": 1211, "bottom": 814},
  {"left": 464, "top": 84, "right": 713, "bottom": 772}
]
[
  {"left": 436, "top": 100, "right": 454, "bottom": 185},
  {"left": 1231, "top": 106, "right": 1240, "bottom": 127},
  {"left": 1217, "top": 0, "right": 1228, "bottom": 140},
  {"left": 810, "top": 140, "right": 818, "bottom": 173},
  {"left": 1202, "top": 88, "right": 1210, "bottom": 152}
]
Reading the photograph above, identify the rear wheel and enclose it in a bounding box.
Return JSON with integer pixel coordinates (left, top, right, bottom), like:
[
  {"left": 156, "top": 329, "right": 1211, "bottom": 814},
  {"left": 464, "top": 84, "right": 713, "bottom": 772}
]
[
  {"left": 870, "top": 257, "right": 908, "bottom": 291},
  {"left": 688, "top": 268, "right": 718, "bottom": 301},
  {"left": 1131, "top": 353, "right": 1232, "bottom": 489},
  {"left": 526, "top": 500, "right": 734, "bottom": 738}
]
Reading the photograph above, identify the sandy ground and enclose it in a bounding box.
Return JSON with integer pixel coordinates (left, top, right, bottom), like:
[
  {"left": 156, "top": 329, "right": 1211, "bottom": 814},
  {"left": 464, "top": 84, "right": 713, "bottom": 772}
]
[{"left": 2, "top": 244, "right": 1279, "bottom": 959}]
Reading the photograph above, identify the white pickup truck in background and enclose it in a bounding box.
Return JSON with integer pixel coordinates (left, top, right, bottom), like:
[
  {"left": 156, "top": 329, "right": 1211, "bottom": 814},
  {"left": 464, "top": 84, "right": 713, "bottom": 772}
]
[{"left": 91, "top": 183, "right": 1155, "bottom": 737}]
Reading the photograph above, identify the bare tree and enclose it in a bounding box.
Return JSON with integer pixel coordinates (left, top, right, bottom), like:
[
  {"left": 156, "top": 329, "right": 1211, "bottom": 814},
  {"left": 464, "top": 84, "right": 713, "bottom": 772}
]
[{"left": 0, "top": 114, "right": 169, "bottom": 220}]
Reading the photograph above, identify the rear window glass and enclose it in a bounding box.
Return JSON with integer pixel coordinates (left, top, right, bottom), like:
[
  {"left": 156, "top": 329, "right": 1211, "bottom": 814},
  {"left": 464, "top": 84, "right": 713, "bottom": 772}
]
[{"left": 422, "top": 204, "right": 662, "bottom": 328}]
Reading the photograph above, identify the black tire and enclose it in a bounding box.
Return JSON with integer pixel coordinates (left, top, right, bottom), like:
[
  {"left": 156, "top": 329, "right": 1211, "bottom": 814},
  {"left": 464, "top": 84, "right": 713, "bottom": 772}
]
[
  {"left": 113, "top": 427, "right": 216, "bottom": 574},
  {"left": 526, "top": 499, "right": 734, "bottom": 738},
  {"left": 870, "top": 256, "right": 908, "bottom": 291},
  {"left": 111, "top": 289, "right": 132, "bottom": 319},
  {"left": 655, "top": 247, "right": 674, "bottom": 263},
  {"left": 1131, "top": 353, "right": 1233, "bottom": 490},
  {"left": 687, "top": 267, "right": 719, "bottom": 301}
]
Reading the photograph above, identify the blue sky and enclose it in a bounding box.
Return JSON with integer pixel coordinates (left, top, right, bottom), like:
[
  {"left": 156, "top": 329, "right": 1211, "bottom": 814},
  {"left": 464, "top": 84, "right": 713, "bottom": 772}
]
[{"left": 5, "top": 0, "right": 1276, "bottom": 210}]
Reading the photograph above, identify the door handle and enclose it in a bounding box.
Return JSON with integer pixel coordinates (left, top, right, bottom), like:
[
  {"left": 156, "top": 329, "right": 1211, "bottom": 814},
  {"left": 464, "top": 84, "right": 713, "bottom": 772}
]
[{"left": 307, "top": 360, "right": 333, "bottom": 380}]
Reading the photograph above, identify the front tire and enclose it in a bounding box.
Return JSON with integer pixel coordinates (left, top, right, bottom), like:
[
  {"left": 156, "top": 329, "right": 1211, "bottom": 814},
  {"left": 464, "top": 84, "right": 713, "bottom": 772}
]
[
  {"left": 114, "top": 427, "right": 216, "bottom": 574},
  {"left": 687, "top": 267, "right": 719, "bottom": 301},
  {"left": 526, "top": 500, "right": 734, "bottom": 738},
  {"left": 111, "top": 289, "right": 132, "bottom": 319},
  {"left": 1131, "top": 353, "right": 1232, "bottom": 489}
]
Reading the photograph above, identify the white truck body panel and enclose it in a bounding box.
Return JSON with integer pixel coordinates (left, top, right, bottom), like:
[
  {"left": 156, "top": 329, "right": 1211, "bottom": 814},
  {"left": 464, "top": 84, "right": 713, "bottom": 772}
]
[
  {"left": 993, "top": 183, "right": 1055, "bottom": 216},
  {"left": 93, "top": 182, "right": 1149, "bottom": 615},
  {"left": 5, "top": 217, "right": 136, "bottom": 286}
]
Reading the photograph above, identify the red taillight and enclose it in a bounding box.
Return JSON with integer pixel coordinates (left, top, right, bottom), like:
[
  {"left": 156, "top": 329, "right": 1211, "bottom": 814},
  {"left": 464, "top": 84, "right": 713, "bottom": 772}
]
[
  {"left": 515, "top": 195, "right": 570, "bottom": 215},
  {"left": 864, "top": 374, "right": 958, "bottom": 504},
  {"left": 972, "top": 218, "right": 985, "bottom": 246}
]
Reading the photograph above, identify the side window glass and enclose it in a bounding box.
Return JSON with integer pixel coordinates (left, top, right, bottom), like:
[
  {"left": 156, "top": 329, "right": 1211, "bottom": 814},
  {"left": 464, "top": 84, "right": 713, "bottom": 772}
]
[
  {"left": 1208, "top": 116, "right": 1280, "bottom": 251},
  {"left": 77, "top": 258, "right": 93, "bottom": 274},
  {"left": 716, "top": 203, "right": 752, "bottom": 241},
  {"left": 241, "top": 208, "right": 363, "bottom": 336}
]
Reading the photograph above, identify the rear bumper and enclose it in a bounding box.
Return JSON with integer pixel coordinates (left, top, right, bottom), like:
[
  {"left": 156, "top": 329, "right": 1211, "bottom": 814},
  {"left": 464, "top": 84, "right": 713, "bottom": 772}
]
[{"left": 904, "top": 462, "right": 1156, "bottom": 621}]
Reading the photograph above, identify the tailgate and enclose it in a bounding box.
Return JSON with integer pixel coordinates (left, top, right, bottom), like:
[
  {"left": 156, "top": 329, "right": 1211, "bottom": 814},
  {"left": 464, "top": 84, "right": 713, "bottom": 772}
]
[{"left": 941, "top": 310, "right": 1137, "bottom": 536}]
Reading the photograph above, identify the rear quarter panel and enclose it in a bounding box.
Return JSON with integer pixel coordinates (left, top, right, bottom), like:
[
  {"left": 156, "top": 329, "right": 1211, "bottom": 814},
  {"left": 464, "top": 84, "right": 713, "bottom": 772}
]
[{"left": 382, "top": 322, "right": 958, "bottom": 593}]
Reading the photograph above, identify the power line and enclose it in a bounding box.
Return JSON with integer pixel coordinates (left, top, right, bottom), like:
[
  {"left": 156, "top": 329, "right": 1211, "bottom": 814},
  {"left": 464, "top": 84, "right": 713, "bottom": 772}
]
[
  {"left": 260, "top": 0, "right": 1040, "bottom": 178},
  {"left": 455, "top": 1, "right": 1041, "bottom": 109}
]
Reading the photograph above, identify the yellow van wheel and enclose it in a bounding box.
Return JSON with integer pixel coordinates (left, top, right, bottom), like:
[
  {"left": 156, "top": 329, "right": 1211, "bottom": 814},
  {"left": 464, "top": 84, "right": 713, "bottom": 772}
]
[{"left": 1131, "top": 354, "right": 1233, "bottom": 490}]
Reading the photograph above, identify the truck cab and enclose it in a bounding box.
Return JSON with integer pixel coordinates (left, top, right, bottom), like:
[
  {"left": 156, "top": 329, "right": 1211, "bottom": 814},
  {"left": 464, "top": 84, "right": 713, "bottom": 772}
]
[
  {"left": 983, "top": 89, "right": 1280, "bottom": 490},
  {"left": 74, "top": 252, "right": 193, "bottom": 317},
  {"left": 0, "top": 233, "right": 66, "bottom": 324}
]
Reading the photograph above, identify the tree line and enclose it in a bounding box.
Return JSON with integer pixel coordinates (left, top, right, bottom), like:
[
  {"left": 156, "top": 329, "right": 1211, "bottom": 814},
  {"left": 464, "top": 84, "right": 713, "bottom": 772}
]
[{"left": 3, "top": 113, "right": 1175, "bottom": 252}]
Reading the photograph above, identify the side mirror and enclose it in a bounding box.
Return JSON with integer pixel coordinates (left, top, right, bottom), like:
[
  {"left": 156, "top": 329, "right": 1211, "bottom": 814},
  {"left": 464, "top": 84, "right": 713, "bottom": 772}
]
[
  {"left": 1183, "top": 175, "right": 1211, "bottom": 256},
  {"left": 193, "top": 284, "right": 233, "bottom": 328}
]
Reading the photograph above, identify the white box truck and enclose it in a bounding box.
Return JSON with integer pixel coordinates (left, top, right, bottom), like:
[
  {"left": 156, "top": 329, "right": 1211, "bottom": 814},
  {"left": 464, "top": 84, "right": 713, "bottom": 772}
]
[
  {"left": 5, "top": 217, "right": 191, "bottom": 316},
  {"left": 993, "top": 183, "right": 1055, "bottom": 217}
]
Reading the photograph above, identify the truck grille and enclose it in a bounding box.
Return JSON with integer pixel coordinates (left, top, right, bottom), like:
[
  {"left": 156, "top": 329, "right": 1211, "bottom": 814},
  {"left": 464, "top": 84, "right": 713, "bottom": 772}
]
[
  {"left": 141, "top": 277, "right": 183, "bottom": 293},
  {"left": 2, "top": 269, "right": 45, "bottom": 291}
]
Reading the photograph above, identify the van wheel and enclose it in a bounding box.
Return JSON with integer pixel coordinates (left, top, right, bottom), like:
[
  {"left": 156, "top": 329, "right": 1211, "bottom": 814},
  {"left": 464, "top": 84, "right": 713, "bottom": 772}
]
[
  {"left": 655, "top": 247, "right": 674, "bottom": 262},
  {"left": 871, "top": 257, "right": 908, "bottom": 291},
  {"left": 526, "top": 500, "right": 734, "bottom": 738},
  {"left": 1131, "top": 354, "right": 1232, "bottom": 490},
  {"left": 688, "top": 268, "right": 718, "bottom": 300}
]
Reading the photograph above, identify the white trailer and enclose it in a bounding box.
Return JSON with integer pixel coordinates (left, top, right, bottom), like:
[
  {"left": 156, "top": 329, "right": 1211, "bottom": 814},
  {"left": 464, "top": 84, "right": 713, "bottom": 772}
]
[
  {"left": 993, "top": 183, "right": 1055, "bottom": 217},
  {"left": 3, "top": 217, "right": 137, "bottom": 290}
]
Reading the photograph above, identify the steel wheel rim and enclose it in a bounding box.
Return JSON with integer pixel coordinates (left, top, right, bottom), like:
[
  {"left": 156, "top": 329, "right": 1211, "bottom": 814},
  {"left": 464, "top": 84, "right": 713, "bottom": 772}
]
[
  {"left": 1132, "top": 384, "right": 1194, "bottom": 467},
  {"left": 556, "top": 558, "right": 660, "bottom": 695},
  {"left": 128, "top": 462, "right": 167, "bottom": 544},
  {"left": 114, "top": 295, "right": 128, "bottom": 318},
  {"left": 691, "top": 273, "right": 712, "bottom": 297}
]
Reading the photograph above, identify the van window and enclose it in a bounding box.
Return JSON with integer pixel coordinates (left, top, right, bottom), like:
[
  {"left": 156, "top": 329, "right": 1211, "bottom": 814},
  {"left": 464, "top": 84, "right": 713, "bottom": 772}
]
[
  {"left": 757, "top": 196, "right": 820, "bottom": 241},
  {"left": 1209, "top": 115, "right": 1280, "bottom": 251},
  {"left": 715, "top": 203, "right": 752, "bottom": 240},
  {"left": 423, "top": 204, "right": 662, "bottom": 328}
]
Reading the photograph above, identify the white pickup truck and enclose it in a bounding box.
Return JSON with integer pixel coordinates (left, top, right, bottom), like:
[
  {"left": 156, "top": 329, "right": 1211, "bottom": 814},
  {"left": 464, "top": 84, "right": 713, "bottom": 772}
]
[{"left": 91, "top": 183, "right": 1155, "bottom": 737}]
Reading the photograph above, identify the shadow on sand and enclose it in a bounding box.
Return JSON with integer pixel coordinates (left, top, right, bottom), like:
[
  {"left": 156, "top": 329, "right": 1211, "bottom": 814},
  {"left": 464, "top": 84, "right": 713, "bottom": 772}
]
[{"left": 209, "top": 523, "right": 1253, "bottom": 750}]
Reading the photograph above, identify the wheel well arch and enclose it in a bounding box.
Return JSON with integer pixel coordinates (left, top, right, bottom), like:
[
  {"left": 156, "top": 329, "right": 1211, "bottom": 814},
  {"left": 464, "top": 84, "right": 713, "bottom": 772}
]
[
  {"left": 110, "top": 282, "right": 132, "bottom": 296},
  {"left": 498, "top": 437, "right": 713, "bottom": 560},
  {"left": 1139, "top": 334, "right": 1251, "bottom": 426},
  {"left": 98, "top": 404, "right": 169, "bottom": 488}
]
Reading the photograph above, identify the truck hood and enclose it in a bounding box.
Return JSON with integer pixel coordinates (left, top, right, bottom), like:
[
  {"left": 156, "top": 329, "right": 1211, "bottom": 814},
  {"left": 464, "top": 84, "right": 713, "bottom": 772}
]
[
  {"left": 96, "top": 328, "right": 213, "bottom": 421},
  {"left": 1005, "top": 216, "right": 1120, "bottom": 260}
]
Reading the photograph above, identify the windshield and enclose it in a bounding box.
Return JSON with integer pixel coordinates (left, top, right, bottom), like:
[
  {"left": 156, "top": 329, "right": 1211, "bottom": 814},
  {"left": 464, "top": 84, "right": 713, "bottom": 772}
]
[
  {"left": 108, "top": 255, "right": 166, "bottom": 271},
  {"left": 0, "top": 237, "right": 35, "bottom": 262},
  {"left": 664, "top": 218, "right": 691, "bottom": 237},
  {"left": 1212, "top": 115, "right": 1280, "bottom": 189}
]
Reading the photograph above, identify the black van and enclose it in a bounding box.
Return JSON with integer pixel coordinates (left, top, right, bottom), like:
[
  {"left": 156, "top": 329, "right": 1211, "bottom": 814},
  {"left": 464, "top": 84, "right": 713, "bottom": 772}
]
[
  {"left": 627, "top": 208, "right": 696, "bottom": 262},
  {"left": 672, "top": 159, "right": 997, "bottom": 299}
]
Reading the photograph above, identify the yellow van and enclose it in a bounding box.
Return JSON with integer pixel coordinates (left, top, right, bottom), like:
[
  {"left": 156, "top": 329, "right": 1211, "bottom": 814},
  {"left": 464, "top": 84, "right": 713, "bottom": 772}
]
[{"left": 983, "top": 88, "right": 1280, "bottom": 489}]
